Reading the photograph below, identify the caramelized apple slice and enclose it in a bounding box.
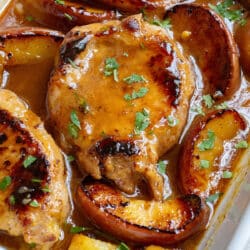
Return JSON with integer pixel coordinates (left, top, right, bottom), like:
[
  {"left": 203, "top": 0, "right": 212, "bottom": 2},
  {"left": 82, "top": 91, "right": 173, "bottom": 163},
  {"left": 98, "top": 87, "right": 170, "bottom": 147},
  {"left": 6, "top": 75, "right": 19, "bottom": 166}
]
[
  {"left": 0, "top": 27, "right": 63, "bottom": 116},
  {"left": 77, "top": 181, "right": 209, "bottom": 246},
  {"left": 179, "top": 110, "right": 247, "bottom": 198},
  {"left": 0, "top": 27, "right": 63, "bottom": 66},
  {"left": 166, "top": 4, "right": 240, "bottom": 99},
  {"left": 22, "top": 0, "right": 121, "bottom": 31}
]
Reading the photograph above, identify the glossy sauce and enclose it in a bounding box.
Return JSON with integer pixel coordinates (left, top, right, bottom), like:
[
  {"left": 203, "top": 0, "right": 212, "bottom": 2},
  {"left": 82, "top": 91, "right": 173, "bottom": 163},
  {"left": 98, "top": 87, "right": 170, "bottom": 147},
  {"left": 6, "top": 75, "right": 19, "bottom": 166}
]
[{"left": 0, "top": 0, "right": 249, "bottom": 249}]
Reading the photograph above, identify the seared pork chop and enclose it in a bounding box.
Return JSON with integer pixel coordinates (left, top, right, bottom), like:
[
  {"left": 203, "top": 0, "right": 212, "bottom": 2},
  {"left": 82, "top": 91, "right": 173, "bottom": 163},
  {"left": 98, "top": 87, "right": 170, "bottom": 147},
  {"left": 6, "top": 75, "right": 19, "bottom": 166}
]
[
  {"left": 0, "top": 89, "right": 69, "bottom": 248},
  {"left": 48, "top": 15, "right": 194, "bottom": 200}
]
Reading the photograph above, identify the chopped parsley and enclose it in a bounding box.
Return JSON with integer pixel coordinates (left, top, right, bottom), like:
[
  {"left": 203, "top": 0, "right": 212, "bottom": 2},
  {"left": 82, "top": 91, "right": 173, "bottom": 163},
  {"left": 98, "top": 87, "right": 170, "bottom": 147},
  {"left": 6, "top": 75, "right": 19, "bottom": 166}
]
[
  {"left": 215, "top": 102, "right": 228, "bottom": 110},
  {"left": 68, "top": 58, "right": 79, "bottom": 69},
  {"left": 67, "top": 155, "right": 75, "bottom": 162},
  {"left": 206, "top": 193, "right": 222, "bottom": 204},
  {"left": 200, "top": 160, "right": 210, "bottom": 169},
  {"left": 198, "top": 130, "right": 216, "bottom": 151},
  {"left": 70, "top": 110, "right": 81, "bottom": 129},
  {"left": 157, "top": 160, "right": 167, "bottom": 175},
  {"left": 41, "top": 185, "right": 51, "bottom": 193},
  {"left": 0, "top": 176, "right": 11, "bottom": 190},
  {"left": 202, "top": 94, "right": 214, "bottom": 108},
  {"left": 209, "top": 0, "right": 246, "bottom": 25},
  {"left": 55, "top": 0, "right": 64, "bottom": 4},
  {"left": 31, "top": 178, "right": 42, "bottom": 183},
  {"left": 104, "top": 58, "right": 119, "bottom": 82},
  {"left": 68, "top": 110, "right": 81, "bottom": 138},
  {"left": 64, "top": 13, "right": 73, "bottom": 21},
  {"left": 167, "top": 115, "right": 179, "bottom": 127},
  {"left": 191, "top": 106, "right": 205, "bottom": 116},
  {"left": 28, "top": 243, "right": 37, "bottom": 249},
  {"left": 26, "top": 16, "right": 34, "bottom": 22},
  {"left": 222, "top": 170, "right": 233, "bottom": 179},
  {"left": 123, "top": 74, "right": 148, "bottom": 84},
  {"left": 235, "top": 140, "right": 248, "bottom": 149},
  {"left": 68, "top": 123, "right": 78, "bottom": 139},
  {"left": 9, "top": 195, "right": 15, "bottom": 205},
  {"left": 70, "top": 226, "right": 89, "bottom": 234},
  {"left": 124, "top": 87, "right": 148, "bottom": 101},
  {"left": 23, "top": 156, "right": 37, "bottom": 168},
  {"left": 29, "top": 199, "right": 40, "bottom": 208},
  {"left": 134, "top": 108, "right": 150, "bottom": 134},
  {"left": 117, "top": 242, "right": 130, "bottom": 250},
  {"left": 151, "top": 18, "right": 171, "bottom": 29}
]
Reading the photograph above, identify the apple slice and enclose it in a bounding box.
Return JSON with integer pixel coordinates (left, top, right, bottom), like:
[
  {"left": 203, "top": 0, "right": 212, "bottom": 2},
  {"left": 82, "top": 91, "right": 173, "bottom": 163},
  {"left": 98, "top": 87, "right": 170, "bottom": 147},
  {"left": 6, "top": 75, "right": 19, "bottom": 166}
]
[
  {"left": 179, "top": 109, "right": 247, "bottom": 199},
  {"left": 76, "top": 180, "right": 209, "bottom": 246},
  {"left": 22, "top": 0, "right": 121, "bottom": 31},
  {"left": 166, "top": 4, "right": 240, "bottom": 99}
]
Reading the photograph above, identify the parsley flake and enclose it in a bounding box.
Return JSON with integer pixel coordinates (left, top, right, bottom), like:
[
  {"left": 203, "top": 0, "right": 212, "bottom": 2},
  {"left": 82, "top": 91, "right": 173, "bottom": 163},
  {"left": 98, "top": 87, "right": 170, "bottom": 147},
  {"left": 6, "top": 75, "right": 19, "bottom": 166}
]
[
  {"left": 206, "top": 193, "right": 222, "bottom": 204},
  {"left": 167, "top": 115, "right": 179, "bottom": 127},
  {"left": 117, "top": 242, "right": 130, "bottom": 250},
  {"left": 235, "top": 140, "right": 248, "bottom": 149},
  {"left": 152, "top": 18, "right": 171, "bottom": 29},
  {"left": 200, "top": 160, "right": 210, "bottom": 169},
  {"left": 31, "top": 178, "right": 42, "bottom": 183},
  {"left": 68, "top": 58, "right": 79, "bottom": 69},
  {"left": 215, "top": 102, "right": 228, "bottom": 110},
  {"left": 191, "top": 106, "right": 205, "bottom": 116},
  {"left": 26, "top": 16, "right": 34, "bottom": 22},
  {"left": 124, "top": 87, "right": 148, "bottom": 101},
  {"left": 0, "top": 176, "right": 11, "bottom": 190},
  {"left": 222, "top": 170, "right": 233, "bottom": 179},
  {"left": 104, "top": 58, "right": 119, "bottom": 82},
  {"left": 55, "top": 0, "right": 64, "bottom": 4},
  {"left": 70, "top": 226, "right": 89, "bottom": 234},
  {"left": 28, "top": 243, "right": 37, "bottom": 249},
  {"left": 157, "top": 160, "right": 167, "bottom": 175},
  {"left": 29, "top": 199, "right": 39, "bottom": 208},
  {"left": 64, "top": 13, "right": 73, "bottom": 21},
  {"left": 23, "top": 156, "right": 37, "bottom": 168},
  {"left": 123, "top": 74, "right": 148, "bottom": 84},
  {"left": 68, "top": 123, "right": 78, "bottom": 139},
  {"left": 202, "top": 94, "right": 214, "bottom": 108},
  {"left": 9, "top": 195, "right": 15, "bottom": 205},
  {"left": 134, "top": 108, "right": 150, "bottom": 134},
  {"left": 41, "top": 185, "right": 51, "bottom": 193},
  {"left": 209, "top": 0, "right": 246, "bottom": 25},
  {"left": 67, "top": 155, "right": 75, "bottom": 162},
  {"left": 70, "top": 110, "right": 81, "bottom": 129},
  {"left": 198, "top": 130, "right": 216, "bottom": 151}
]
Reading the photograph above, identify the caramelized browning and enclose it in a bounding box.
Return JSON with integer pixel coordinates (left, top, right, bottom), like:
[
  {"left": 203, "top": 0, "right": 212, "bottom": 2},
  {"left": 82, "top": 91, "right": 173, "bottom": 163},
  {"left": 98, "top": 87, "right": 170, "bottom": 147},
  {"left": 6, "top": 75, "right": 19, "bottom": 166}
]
[
  {"left": 166, "top": 4, "right": 240, "bottom": 99},
  {"left": 76, "top": 180, "right": 209, "bottom": 246},
  {"left": 48, "top": 15, "right": 194, "bottom": 200},
  {"left": 0, "top": 89, "right": 69, "bottom": 248},
  {"left": 179, "top": 109, "right": 247, "bottom": 198}
]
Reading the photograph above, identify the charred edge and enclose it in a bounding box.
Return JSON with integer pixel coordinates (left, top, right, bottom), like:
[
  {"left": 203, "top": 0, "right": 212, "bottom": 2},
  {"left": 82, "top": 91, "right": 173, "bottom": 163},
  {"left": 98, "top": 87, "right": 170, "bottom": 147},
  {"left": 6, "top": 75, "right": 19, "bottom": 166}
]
[
  {"left": 0, "top": 133, "right": 7, "bottom": 144},
  {"left": 81, "top": 182, "right": 200, "bottom": 234},
  {"left": 122, "top": 17, "right": 140, "bottom": 32},
  {"left": 0, "top": 110, "right": 50, "bottom": 210},
  {"left": 60, "top": 34, "right": 91, "bottom": 63},
  {"left": 94, "top": 137, "right": 140, "bottom": 158},
  {"left": 0, "top": 32, "right": 63, "bottom": 46},
  {"left": 149, "top": 42, "right": 181, "bottom": 106}
]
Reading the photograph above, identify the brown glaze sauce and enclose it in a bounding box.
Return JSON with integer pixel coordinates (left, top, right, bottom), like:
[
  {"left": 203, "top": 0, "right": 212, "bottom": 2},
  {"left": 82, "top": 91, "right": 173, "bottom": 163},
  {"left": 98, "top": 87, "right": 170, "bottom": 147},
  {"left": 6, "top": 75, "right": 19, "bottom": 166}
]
[{"left": 0, "top": 0, "right": 249, "bottom": 249}]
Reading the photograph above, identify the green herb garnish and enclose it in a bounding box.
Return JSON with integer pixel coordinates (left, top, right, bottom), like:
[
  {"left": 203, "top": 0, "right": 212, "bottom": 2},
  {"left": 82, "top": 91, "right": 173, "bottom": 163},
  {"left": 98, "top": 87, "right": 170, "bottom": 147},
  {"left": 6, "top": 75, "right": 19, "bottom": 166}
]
[
  {"left": 68, "top": 123, "right": 79, "bottom": 139},
  {"left": 31, "top": 178, "right": 42, "bottom": 183},
  {"left": 0, "top": 176, "right": 11, "bottom": 190},
  {"left": 23, "top": 156, "right": 37, "bottom": 168},
  {"left": 26, "top": 16, "right": 34, "bottom": 22},
  {"left": 206, "top": 193, "right": 222, "bottom": 204},
  {"left": 235, "top": 140, "right": 248, "bottom": 149},
  {"left": 41, "top": 185, "right": 51, "bottom": 193},
  {"left": 200, "top": 160, "right": 210, "bottom": 169},
  {"left": 28, "top": 243, "right": 37, "bottom": 249},
  {"left": 209, "top": 0, "right": 246, "bottom": 25},
  {"left": 29, "top": 200, "right": 39, "bottom": 207},
  {"left": 67, "top": 155, "right": 75, "bottom": 162},
  {"left": 215, "top": 102, "right": 228, "bottom": 110},
  {"left": 157, "top": 160, "right": 167, "bottom": 175},
  {"left": 64, "top": 13, "right": 73, "bottom": 21},
  {"left": 202, "top": 94, "right": 214, "bottom": 108},
  {"left": 68, "top": 58, "right": 79, "bottom": 69},
  {"left": 198, "top": 130, "right": 216, "bottom": 151},
  {"left": 104, "top": 58, "right": 119, "bottom": 82},
  {"left": 191, "top": 106, "right": 205, "bottom": 116},
  {"left": 167, "top": 115, "right": 179, "bottom": 127},
  {"left": 70, "top": 226, "right": 88, "bottom": 234},
  {"left": 55, "top": 0, "right": 64, "bottom": 4},
  {"left": 124, "top": 87, "right": 148, "bottom": 101},
  {"left": 70, "top": 110, "right": 81, "bottom": 129},
  {"left": 123, "top": 74, "right": 148, "bottom": 84},
  {"left": 9, "top": 195, "right": 15, "bottom": 205},
  {"left": 117, "top": 242, "right": 130, "bottom": 250},
  {"left": 134, "top": 108, "right": 150, "bottom": 134},
  {"left": 151, "top": 18, "right": 171, "bottom": 29},
  {"left": 222, "top": 170, "right": 233, "bottom": 179}
]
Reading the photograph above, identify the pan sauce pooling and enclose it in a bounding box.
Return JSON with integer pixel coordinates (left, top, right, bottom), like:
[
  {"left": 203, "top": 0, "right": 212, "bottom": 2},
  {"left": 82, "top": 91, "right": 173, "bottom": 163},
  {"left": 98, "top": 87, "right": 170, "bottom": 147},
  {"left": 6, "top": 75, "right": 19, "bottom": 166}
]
[{"left": 0, "top": 0, "right": 249, "bottom": 250}]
